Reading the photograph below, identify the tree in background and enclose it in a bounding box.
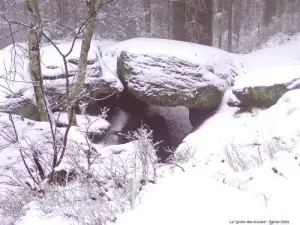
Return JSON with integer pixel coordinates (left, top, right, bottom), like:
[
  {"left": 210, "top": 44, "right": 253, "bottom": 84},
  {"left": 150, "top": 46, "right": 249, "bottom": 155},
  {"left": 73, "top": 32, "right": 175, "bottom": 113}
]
[
  {"left": 1, "top": 0, "right": 300, "bottom": 53},
  {"left": 185, "top": 0, "right": 213, "bottom": 46},
  {"left": 263, "top": 0, "right": 276, "bottom": 27},
  {"left": 144, "top": 0, "right": 152, "bottom": 33},
  {"left": 227, "top": 0, "right": 232, "bottom": 52},
  {"left": 172, "top": 0, "right": 186, "bottom": 41}
]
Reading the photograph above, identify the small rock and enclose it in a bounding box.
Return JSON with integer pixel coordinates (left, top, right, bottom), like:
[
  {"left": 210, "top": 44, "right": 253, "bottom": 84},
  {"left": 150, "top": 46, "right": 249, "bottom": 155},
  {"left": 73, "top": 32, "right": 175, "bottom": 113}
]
[{"left": 272, "top": 167, "right": 278, "bottom": 174}]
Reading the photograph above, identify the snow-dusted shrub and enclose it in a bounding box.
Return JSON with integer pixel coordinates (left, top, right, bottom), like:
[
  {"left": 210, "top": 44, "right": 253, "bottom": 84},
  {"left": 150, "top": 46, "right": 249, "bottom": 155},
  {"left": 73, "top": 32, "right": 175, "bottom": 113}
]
[
  {"left": 34, "top": 125, "right": 159, "bottom": 224},
  {"left": 103, "top": 125, "right": 160, "bottom": 211},
  {"left": 263, "top": 136, "right": 296, "bottom": 160},
  {"left": 223, "top": 134, "right": 298, "bottom": 172},
  {"left": 223, "top": 140, "right": 252, "bottom": 172},
  {"left": 224, "top": 178, "right": 248, "bottom": 191},
  {"left": 37, "top": 178, "right": 117, "bottom": 225},
  {"left": 171, "top": 143, "right": 197, "bottom": 164},
  {"left": 123, "top": 124, "right": 159, "bottom": 181},
  {"left": 0, "top": 187, "right": 34, "bottom": 225},
  {"left": 0, "top": 117, "right": 161, "bottom": 224}
]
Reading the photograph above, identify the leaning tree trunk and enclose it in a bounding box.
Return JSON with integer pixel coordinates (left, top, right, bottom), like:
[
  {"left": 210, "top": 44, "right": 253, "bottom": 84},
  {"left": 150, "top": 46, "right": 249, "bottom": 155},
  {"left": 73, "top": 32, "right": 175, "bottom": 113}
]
[
  {"left": 68, "top": 0, "right": 98, "bottom": 126},
  {"left": 27, "top": 0, "right": 48, "bottom": 121}
]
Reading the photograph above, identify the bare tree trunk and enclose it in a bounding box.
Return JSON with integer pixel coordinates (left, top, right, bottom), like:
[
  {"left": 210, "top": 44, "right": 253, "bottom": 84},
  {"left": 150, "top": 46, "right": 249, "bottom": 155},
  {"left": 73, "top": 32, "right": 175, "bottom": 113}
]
[
  {"left": 56, "top": 0, "right": 64, "bottom": 25},
  {"left": 68, "top": 0, "right": 99, "bottom": 126},
  {"left": 217, "top": 0, "right": 223, "bottom": 49},
  {"left": 167, "top": 0, "right": 172, "bottom": 38},
  {"left": 172, "top": 0, "right": 186, "bottom": 41},
  {"left": 263, "top": 0, "right": 276, "bottom": 26},
  {"left": 227, "top": 0, "right": 232, "bottom": 52},
  {"left": 144, "top": 0, "right": 152, "bottom": 33},
  {"left": 27, "top": 0, "right": 48, "bottom": 121},
  {"left": 233, "top": 0, "right": 241, "bottom": 51},
  {"left": 277, "top": 0, "right": 285, "bottom": 16},
  {"left": 200, "top": 0, "right": 213, "bottom": 46},
  {"left": 188, "top": 0, "right": 213, "bottom": 46},
  {"left": 287, "top": 0, "right": 297, "bottom": 15}
]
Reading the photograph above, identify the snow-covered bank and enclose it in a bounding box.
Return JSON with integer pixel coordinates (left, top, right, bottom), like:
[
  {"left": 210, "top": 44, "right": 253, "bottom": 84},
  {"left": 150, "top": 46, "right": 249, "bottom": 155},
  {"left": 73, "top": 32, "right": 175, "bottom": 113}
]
[
  {"left": 113, "top": 35, "right": 300, "bottom": 225},
  {"left": 114, "top": 164, "right": 297, "bottom": 225},
  {"left": 113, "top": 89, "right": 300, "bottom": 225}
]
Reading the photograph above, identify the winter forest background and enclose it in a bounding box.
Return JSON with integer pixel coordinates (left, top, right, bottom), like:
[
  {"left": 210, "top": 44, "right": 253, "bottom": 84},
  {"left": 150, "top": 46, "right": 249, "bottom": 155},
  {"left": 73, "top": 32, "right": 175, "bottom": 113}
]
[{"left": 1, "top": 0, "right": 300, "bottom": 52}]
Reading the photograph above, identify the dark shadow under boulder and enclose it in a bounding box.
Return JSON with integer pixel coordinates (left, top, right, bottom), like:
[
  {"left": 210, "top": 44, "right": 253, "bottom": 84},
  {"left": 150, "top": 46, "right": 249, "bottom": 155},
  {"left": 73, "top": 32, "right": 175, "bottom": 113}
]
[
  {"left": 86, "top": 92, "right": 118, "bottom": 122},
  {"left": 147, "top": 114, "right": 173, "bottom": 163},
  {"left": 101, "top": 92, "right": 174, "bottom": 162},
  {"left": 189, "top": 107, "right": 218, "bottom": 128}
]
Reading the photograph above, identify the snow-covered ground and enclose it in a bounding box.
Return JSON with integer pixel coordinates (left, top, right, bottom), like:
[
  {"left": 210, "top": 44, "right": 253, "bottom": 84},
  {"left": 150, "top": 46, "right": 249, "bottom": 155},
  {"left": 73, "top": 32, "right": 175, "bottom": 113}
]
[
  {"left": 2, "top": 34, "right": 300, "bottom": 225},
  {"left": 112, "top": 34, "right": 300, "bottom": 225}
]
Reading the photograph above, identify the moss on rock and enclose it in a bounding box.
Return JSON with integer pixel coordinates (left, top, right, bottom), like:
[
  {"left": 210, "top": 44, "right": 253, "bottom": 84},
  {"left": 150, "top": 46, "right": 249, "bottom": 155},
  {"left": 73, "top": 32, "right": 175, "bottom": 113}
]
[{"left": 233, "top": 84, "right": 288, "bottom": 108}]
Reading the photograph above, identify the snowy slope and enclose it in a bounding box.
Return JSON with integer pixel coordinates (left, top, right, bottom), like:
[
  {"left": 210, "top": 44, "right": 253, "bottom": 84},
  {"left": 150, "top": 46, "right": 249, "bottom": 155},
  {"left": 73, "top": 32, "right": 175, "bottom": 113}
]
[
  {"left": 114, "top": 165, "right": 296, "bottom": 225},
  {"left": 233, "top": 65, "right": 300, "bottom": 89},
  {"left": 112, "top": 89, "right": 300, "bottom": 225},
  {"left": 111, "top": 36, "right": 300, "bottom": 225},
  {"left": 240, "top": 33, "right": 300, "bottom": 71}
]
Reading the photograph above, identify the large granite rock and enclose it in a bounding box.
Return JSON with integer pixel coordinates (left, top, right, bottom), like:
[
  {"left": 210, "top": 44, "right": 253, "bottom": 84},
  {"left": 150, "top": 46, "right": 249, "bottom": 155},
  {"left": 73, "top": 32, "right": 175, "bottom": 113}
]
[
  {"left": 0, "top": 40, "right": 124, "bottom": 120},
  {"left": 230, "top": 65, "right": 300, "bottom": 108},
  {"left": 115, "top": 38, "right": 243, "bottom": 109},
  {"left": 42, "top": 40, "right": 124, "bottom": 112}
]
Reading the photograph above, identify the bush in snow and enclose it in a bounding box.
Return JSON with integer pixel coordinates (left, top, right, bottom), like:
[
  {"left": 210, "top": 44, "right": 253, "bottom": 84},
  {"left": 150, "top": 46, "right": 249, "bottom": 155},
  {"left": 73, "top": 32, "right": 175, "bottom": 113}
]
[
  {"left": 171, "top": 143, "right": 197, "bottom": 164},
  {"left": 0, "top": 109, "right": 168, "bottom": 225},
  {"left": 223, "top": 134, "right": 298, "bottom": 172},
  {"left": 0, "top": 187, "right": 35, "bottom": 225},
  {"left": 223, "top": 140, "right": 251, "bottom": 172},
  {"left": 33, "top": 124, "right": 160, "bottom": 224},
  {"left": 19, "top": 125, "right": 159, "bottom": 224},
  {"left": 37, "top": 178, "right": 117, "bottom": 225}
]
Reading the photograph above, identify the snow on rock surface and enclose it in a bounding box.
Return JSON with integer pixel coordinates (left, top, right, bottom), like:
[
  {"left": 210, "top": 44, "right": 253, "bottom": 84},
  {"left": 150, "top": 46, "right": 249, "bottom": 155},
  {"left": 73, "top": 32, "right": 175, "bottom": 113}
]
[
  {"left": 0, "top": 44, "right": 34, "bottom": 114},
  {"left": 53, "top": 112, "right": 110, "bottom": 135},
  {"left": 41, "top": 39, "right": 123, "bottom": 94},
  {"left": 108, "top": 38, "right": 244, "bottom": 108},
  {"left": 230, "top": 65, "right": 300, "bottom": 108},
  {"left": 0, "top": 39, "right": 123, "bottom": 118}
]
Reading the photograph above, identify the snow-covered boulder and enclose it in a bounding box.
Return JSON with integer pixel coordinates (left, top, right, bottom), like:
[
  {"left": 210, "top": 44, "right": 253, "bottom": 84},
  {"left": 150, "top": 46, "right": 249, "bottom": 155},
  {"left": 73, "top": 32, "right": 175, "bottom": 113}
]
[
  {"left": 230, "top": 65, "right": 300, "bottom": 108},
  {"left": 53, "top": 112, "right": 111, "bottom": 143},
  {"left": 0, "top": 40, "right": 124, "bottom": 119},
  {"left": 41, "top": 40, "right": 123, "bottom": 111},
  {"left": 114, "top": 38, "right": 243, "bottom": 109}
]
